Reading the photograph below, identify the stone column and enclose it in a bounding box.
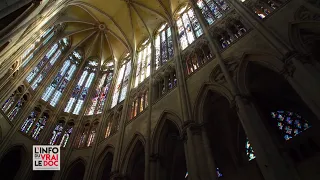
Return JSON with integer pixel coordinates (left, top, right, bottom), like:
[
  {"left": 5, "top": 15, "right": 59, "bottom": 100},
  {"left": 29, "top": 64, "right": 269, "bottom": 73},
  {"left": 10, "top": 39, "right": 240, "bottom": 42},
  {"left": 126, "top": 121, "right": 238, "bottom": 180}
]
[
  {"left": 145, "top": 39, "right": 155, "bottom": 180},
  {"left": 111, "top": 54, "right": 136, "bottom": 178},
  {"left": 170, "top": 19, "right": 201, "bottom": 180},
  {"left": 188, "top": 1, "right": 300, "bottom": 180},
  {"left": 226, "top": 0, "right": 320, "bottom": 117}
]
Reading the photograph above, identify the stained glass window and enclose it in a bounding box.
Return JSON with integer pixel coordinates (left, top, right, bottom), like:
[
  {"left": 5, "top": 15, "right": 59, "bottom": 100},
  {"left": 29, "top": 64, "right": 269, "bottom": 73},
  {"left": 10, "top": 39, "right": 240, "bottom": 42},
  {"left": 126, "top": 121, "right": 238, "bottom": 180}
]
[
  {"left": 135, "top": 40, "right": 151, "bottom": 87},
  {"left": 21, "top": 26, "right": 57, "bottom": 67},
  {"left": 85, "top": 65, "right": 114, "bottom": 115},
  {"left": 271, "top": 110, "right": 311, "bottom": 141},
  {"left": 64, "top": 60, "right": 97, "bottom": 115},
  {"left": 105, "top": 121, "right": 112, "bottom": 138},
  {"left": 2, "top": 94, "right": 16, "bottom": 113},
  {"left": 6, "top": 93, "right": 28, "bottom": 121},
  {"left": 31, "top": 114, "right": 48, "bottom": 140},
  {"left": 176, "top": 5, "right": 203, "bottom": 50},
  {"left": 111, "top": 59, "right": 131, "bottom": 108},
  {"left": 49, "top": 122, "right": 64, "bottom": 145},
  {"left": 26, "top": 38, "right": 70, "bottom": 90},
  {"left": 21, "top": 110, "right": 40, "bottom": 133},
  {"left": 155, "top": 24, "right": 174, "bottom": 70},
  {"left": 60, "top": 126, "right": 73, "bottom": 148},
  {"left": 197, "top": 0, "right": 229, "bottom": 25},
  {"left": 216, "top": 168, "right": 223, "bottom": 178},
  {"left": 130, "top": 91, "right": 148, "bottom": 119},
  {"left": 78, "top": 124, "right": 90, "bottom": 148},
  {"left": 41, "top": 49, "right": 83, "bottom": 106},
  {"left": 87, "top": 122, "right": 98, "bottom": 147},
  {"left": 246, "top": 139, "right": 256, "bottom": 161}
]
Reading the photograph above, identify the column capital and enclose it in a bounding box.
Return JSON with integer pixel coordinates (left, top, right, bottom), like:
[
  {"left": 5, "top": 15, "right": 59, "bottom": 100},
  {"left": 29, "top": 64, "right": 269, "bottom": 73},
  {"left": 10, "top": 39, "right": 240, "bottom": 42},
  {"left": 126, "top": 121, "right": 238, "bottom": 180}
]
[
  {"left": 182, "top": 121, "right": 204, "bottom": 135},
  {"left": 280, "top": 57, "right": 296, "bottom": 78}
]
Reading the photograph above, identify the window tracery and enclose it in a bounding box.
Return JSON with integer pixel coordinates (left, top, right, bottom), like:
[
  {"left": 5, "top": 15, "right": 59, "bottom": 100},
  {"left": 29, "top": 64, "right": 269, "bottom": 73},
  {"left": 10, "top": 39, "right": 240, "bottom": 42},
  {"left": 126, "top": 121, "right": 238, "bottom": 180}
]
[
  {"left": 176, "top": 4, "right": 203, "bottom": 50},
  {"left": 49, "top": 120, "right": 65, "bottom": 145},
  {"left": 41, "top": 49, "right": 83, "bottom": 107},
  {"left": 87, "top": 121, "right": 99, "bottom": 147},
  {"left": 111, "top": 59, "right": 131, "bottom": 108},
  {"left": 26, "top": 38, "right": 70, "bottom": 90},
  {"left": 197, "top": 0, "right": 230, "bottom": 25},
  {"left": 271, "top": 110, "right": 311, "bottom": 141},
  {"left": 130, "top": 90, "right": 149, "bottom": 119},
  {"left": 50, "top": 120, "right": 74, "bottom": 147},
  {"left": 215, "top": 20, "right": 248, "bottom": 49},
  {"left": 21, "top": 107, "right": 49, "bottom": 140},
  {"left": 184, "top": 43, "right": 213, "bottom": 75},
  {"left": 135, "top": 40, "right": 151, "bottom": 87},
  {"left": 240, "top": 0, "right": 282, "bottom": 19},
  {"left": 155, "top": 23, "right": 174, "bottom": 70},
  {"left": 78, "top": 123, "right": 90, "bottom": 148},
  {"left": 21, "top": 26, "right": 57, "bottom": 67},
  {"left": 85, "top": 63, "right": 114, "bottom": 115},
  {"left": 64, "top": 59, "right": 97, "bottom": 115},
  {"left": 153, "top": 68, "right": 178, "bottom": 102},
  {"left": 2, "top": 85, "right": 29, "bottom": 121}
]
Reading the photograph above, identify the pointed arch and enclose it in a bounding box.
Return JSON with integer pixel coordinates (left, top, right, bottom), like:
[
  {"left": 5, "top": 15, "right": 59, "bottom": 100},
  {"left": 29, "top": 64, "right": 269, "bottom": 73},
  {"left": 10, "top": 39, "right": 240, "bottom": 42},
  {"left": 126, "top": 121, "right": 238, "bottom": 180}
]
[
  {"left": 95, "top": 145, "right": 115, "bottom": 180},
  {"left": 193, "top": 82, "right": 233, "bottom": 124},
  {"left": 288, "top": 21, "right": 320, "bottom": 55},
  {"left": 0, "top": 145, "right": 27, "bottom": 180},
  {"left": 120, "top": 132, "right": 146, "bottom": 175},
  {"left": 64, "top": 157, "right": 87, "bottom": 180},
  {"left": 151, "top": 110, "right": 183, "bottom": 154},
  {"left": 236, "top": 53, "right": 284, "bottom": 95}
]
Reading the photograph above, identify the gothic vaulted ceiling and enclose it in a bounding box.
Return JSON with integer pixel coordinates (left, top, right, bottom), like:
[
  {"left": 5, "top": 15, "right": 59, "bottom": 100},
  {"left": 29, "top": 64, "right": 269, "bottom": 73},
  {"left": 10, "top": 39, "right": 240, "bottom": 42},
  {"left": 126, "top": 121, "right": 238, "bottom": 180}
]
[{"left": 55, "top": 0, "right": 188, "bottom": 66}]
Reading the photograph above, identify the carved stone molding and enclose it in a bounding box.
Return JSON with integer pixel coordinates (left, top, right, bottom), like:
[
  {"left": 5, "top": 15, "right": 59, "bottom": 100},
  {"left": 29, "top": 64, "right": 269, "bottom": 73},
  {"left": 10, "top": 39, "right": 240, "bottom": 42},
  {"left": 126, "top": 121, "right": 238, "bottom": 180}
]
[
  {"left": 211, "top": 66, "right": 226, "bottom": 84},
  {"left": 280, "top": 58, "right": 296, "bottom": 78},
  {"left": 295, "top": 6, "right": 320, "bottom": 21}
]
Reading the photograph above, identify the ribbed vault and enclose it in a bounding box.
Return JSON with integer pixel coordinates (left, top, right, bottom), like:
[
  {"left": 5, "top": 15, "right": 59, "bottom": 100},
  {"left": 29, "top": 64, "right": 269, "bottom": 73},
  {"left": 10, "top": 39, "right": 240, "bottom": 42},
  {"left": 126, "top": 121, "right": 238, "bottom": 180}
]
[{"left": 52, "top": 0, "right": 188, "bottom": 67}]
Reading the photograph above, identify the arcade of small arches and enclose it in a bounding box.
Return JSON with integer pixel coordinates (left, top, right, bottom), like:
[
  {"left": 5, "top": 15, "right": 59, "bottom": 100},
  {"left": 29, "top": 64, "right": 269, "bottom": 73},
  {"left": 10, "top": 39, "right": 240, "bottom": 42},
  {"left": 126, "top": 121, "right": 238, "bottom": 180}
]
[{"left": 0, "top": 0, "right": 320, "bottom": 180}]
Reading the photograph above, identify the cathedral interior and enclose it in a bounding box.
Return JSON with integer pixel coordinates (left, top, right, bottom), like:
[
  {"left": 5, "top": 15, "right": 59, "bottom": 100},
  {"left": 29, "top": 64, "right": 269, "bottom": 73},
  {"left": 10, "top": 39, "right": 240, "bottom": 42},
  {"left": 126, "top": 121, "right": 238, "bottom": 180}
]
[{"left": 0, "top": 0, "right": 319, "bottom": 180}]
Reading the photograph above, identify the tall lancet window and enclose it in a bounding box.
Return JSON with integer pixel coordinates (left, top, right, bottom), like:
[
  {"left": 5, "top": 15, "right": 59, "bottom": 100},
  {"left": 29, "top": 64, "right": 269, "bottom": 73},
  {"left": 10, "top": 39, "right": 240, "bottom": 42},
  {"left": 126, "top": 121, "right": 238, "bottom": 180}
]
[
  {"left": 197, "top": 0, "right": 229, "bottom": 25},
  {"left": 135, "top": 39, "right": 151, "bottom": 87},
  {"left": 49, "top": 120, "right": 65, "bottom": 145},
  {"left": 31, "top": 112, "right": 49, "bottom": 140},
  {"left": 60, "top": 122, "right": 74, "bottom": 147},
  {"left": 85, "top": 62, "right": 114, "bottom": 115},
  {"left": 21, "top": 107, "right": 41, "bottom": 134},
  {"left": 21, "top": 108, "right": 50, "bottom": 140},
  {"left": 21, "top": 26, "right": 57, "bottom": 67},
  {"left": 111, "top": 58, "right": 131, "bottom": 108},
  {"left": 175, "top": 4, "right": 203, "bottom": 50},
  {"left": 78, "top": 123, "right": 90, "bottom": 148},
  {"left": 87, "top": 121, "right": 99, "bottom": 147},
  {"left": 4, "top": 89, "right": 29, "bottom": 121},
  {"left": 64, "top": 60, "right": 97, "bottom": 115},
  {"left": 155, "top": 23, "right": 174, "bottom": 70},
  {"left": 26, "top": 38, "right": 70, "bottom": 90},
  {"left": 41, "top": 49, "right": 83, "bottom": 107}
]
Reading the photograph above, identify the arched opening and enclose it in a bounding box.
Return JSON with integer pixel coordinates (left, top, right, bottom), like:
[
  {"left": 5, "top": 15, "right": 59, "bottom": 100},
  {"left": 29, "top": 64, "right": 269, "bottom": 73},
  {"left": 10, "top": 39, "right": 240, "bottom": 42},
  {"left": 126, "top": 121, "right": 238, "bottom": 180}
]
[
  {"left": 0, "top": 146, "right": 25, "bottom": 180},
  {"left": 246, "top": 61, "right": 320, "bottom": 163},
  {"left": 98, "top": 152, "right": 113, "bottom": 180},
  {"left": 157, "top": 120, "right": 186, "bottom": 180},
  {"left": 127, "top": 140, "right": 145, "bottom": 180},
  {"left": 203, "top": 90, "right": 263, "bottom": 179},
  {"left": 31, "top": 171, "right": 55, "bottom": 180},
  {"left": 65, "top": 159, "right": 85, "bottom": 180}
]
